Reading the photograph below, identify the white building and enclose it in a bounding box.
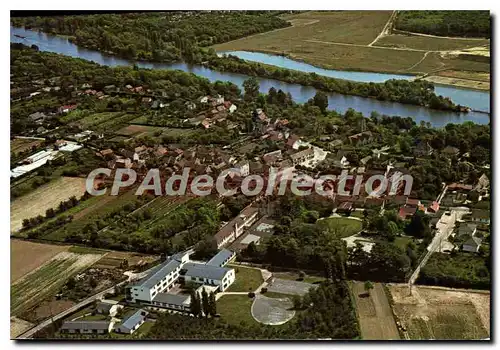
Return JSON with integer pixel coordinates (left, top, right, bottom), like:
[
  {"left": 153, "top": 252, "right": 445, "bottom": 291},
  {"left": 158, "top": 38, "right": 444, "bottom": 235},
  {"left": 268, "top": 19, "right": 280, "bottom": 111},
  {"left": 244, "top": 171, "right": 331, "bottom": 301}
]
[
  {"left": 128, "top": 252, "right": 189, "bottom": 303},
  {"left": 127, "top": 250, "right": 236, "bottom": 310},
  {"left": 115, "top": 309, "right": 148, "bottom": 334}
]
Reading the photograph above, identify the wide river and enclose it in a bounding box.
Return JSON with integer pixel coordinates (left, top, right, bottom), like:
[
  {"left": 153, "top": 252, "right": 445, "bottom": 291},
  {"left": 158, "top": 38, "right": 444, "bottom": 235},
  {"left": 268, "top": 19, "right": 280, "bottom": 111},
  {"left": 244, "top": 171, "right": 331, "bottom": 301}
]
[{"left": 11, "top": 26, "right": 490, "bottom": 127}]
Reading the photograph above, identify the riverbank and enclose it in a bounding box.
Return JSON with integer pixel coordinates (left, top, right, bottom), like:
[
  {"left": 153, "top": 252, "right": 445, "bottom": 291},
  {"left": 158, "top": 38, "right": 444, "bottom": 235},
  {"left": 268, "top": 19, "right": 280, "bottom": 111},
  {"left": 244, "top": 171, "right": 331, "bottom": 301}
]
[{"left": 10, "top": 26, "right": 490, "bottom": 126}]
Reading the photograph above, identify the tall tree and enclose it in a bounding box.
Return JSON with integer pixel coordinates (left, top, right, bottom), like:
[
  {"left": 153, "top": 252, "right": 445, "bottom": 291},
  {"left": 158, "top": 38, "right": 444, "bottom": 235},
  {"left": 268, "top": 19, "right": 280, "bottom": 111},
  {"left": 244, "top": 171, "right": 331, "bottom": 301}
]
[
  {"left": 312, "top": 91, "right": 329, "bottom": 113},
  {"left": 242, "top": 77, "right": 260, "bottom": 101},
  {"left": 201, "top": 287, "right": 210, "bottom": 317}
]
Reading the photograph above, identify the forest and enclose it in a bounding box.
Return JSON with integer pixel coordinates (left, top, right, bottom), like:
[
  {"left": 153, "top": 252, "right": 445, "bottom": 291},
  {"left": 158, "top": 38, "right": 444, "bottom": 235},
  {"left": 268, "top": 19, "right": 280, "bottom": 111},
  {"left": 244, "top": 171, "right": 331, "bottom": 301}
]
[
  {"left": 11, "top": 11, "right": 290, "bottom": 63},
  {"left": 395, "top": 11, "right": 490, "bottom": 38}
]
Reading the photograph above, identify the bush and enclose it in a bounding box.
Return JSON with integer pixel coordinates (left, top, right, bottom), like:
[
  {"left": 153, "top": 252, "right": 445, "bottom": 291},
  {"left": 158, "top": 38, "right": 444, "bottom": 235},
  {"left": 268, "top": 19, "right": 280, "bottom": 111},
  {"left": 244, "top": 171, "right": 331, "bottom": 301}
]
[
  {"left": 260, "top": 287, "right": 268, "bottom": 293},
  {"left": 248, "top": 292, "right": 255, "bottom": 298}
]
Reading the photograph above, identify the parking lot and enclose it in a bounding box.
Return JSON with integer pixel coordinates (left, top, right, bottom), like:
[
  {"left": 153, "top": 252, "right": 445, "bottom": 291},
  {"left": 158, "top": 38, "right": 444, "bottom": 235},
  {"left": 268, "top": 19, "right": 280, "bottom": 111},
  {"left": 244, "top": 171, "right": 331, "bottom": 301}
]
[{"left": 267, "top": 278, "right": 318, "bottom": 296}]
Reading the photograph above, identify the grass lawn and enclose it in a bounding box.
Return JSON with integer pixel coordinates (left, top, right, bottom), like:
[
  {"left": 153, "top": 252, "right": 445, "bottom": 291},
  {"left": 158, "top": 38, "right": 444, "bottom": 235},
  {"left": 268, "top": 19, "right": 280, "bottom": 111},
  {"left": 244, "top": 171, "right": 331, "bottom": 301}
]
[
  {"left": 226, "top": 265, "right": 263, "bottom": 292},
  {"left": 317, "top": 217, "right": 362, "bottom": 238},
  {"left": 272, "top": 271, "right": 326, "bottom": 284},
  {"left": 394, "top": 236, "right": 413, "bottom": 250},
  {"left": 216, "top": 294, "right": 258, "bottom": 326}
]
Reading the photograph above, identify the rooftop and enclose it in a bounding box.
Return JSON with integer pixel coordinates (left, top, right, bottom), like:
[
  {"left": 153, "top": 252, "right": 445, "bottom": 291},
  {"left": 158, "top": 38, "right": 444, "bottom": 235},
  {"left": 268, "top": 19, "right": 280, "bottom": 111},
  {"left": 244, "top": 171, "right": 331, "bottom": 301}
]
[
  {"left": 206, "top": 249, "right": 235, "bottom": 267},
  {"left": 119, "top": 309, "right": 148, "bottom": 332},
  {"left": 183, "top": 263, "right": 232, "bottom": 281},
  {"left": 153, "top": 293, "right": 190, "bottom": 306},
  {"left": 61, "top": 320, "right": 111, "bottom": 331}
]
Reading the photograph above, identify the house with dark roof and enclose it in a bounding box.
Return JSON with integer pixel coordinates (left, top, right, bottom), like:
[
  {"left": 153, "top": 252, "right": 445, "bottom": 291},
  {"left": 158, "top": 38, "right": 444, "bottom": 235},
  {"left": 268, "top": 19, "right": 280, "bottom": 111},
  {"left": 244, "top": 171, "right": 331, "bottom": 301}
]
[
  {"left": 96, "top": 299, "right": 123, "bottom": 317},
  {"left": 214, "top": 206, "right": 260, "bottom": 248},
  {"left": 348, "top": 131, "right": 373, "bottom": 146},
  {"left": 463, "top": 236, "right": 482, "bottom": 253},
  {"left": 206, "top": 249, "right": 235, "bottom": 267},
  {"left": 181, "top": 263, "right": 235, "bottom": 291},
  {"left": 115, "top": 309, "right": 148, "bottom": 334},
  {"left": 470, "top": 209, "right": 490, "bottom": 225},
  {"left": 457, "top": 223, "right": 477, "bottom": 237},
  {"left": 60, "top": 320, "right": 114, "bottom": 334},
  {"left": 414, "top": 141, "right": 434, "bottom": 157}
]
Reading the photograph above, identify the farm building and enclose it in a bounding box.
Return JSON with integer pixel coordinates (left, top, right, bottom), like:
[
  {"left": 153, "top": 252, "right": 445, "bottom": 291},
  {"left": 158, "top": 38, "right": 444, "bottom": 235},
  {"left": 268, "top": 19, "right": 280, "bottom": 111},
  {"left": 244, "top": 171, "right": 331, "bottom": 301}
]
[{"left": 60, "top": 320, "right": 114, "bottom": 335}]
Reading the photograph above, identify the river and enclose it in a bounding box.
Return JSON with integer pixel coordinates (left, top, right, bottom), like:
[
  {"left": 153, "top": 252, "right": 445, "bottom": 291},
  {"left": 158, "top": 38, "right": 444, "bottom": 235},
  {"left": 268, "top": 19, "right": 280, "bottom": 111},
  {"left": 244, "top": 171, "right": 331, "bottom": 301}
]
[{"left": 11, "top": 26, "right": 490, "bottom": 128}]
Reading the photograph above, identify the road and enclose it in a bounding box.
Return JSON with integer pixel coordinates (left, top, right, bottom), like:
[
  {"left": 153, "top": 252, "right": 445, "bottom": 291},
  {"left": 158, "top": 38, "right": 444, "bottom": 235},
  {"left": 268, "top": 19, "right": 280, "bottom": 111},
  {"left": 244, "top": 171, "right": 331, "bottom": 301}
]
[
  {"left": 408, "top": 207, "right": 469, "bottom": 286},
  {"left": 16, "top": 281, "right": 128, "bottom": 339}
]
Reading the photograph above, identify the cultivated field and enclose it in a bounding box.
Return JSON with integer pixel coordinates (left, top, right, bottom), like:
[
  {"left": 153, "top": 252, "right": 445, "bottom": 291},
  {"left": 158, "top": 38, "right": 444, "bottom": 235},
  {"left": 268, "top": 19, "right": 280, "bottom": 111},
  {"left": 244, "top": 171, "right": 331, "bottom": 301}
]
[
  {"left": 388, "top": 284, "right": 490, "bottom": 340},
  {"left": 10, "top": 239, "right": 69, "bottom": 283},
  {"left": 11, "top": 138, "right": 43, "bottom": 158},
  {"left": 93, "top": 250, "right": 157, "bottom": 269},
  {"left": 376, "top": 34, "right": 489, "bottom": 52},
  {"left": 10, "top": 316, "right": 34, "bottom": 338},
  {"left": 11, "top": 251, "right": 104, "bottom": 316},
  {"left": 350, "top": 282, "right": 400, "bottom": 340},
  {"left": 213, "top": 10, "right": 490, "bottom": 83},
  {"left": 10, "top": 176, "right": 87, "bottom": 233}
]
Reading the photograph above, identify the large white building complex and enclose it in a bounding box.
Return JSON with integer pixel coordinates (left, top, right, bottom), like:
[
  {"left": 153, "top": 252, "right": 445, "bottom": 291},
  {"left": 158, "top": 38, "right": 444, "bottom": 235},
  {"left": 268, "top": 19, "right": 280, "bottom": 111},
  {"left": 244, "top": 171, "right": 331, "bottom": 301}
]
[{"left": 126, "top": 249, "right": 236, "bottom": 312}]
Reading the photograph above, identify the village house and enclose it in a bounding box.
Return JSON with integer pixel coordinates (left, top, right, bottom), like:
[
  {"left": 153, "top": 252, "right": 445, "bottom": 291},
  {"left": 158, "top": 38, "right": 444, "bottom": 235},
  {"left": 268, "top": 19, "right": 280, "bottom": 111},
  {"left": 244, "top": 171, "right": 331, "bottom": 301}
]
[
  {"left": 262, "top": 150, "right": 282, "bottom": 165},
  {"left": 348, "top": 131, "right": 373, "bottom": 146},
  {"left": 96, "top": 299, "right": 124, "bottom": 317},
  {"left": 457, "top": 222, "right": 477, "bottom": 237},
  {"left": 115, "top": 309, "right": 148, "bottom": 334},
  {"left": 290, "top": 147, "right": 314, "bottom": 166},
  {"left": 58, "top": 104, "right": 77, "bottom": 114},
  {"left": 28, "top": 111, "right": 48, "bottom": 123},
  {"left": 463, "top": 236, "right": 482, "bottom": 253},
  {"left": 470, "top": 209, "right": 490, "bottom": 225}
]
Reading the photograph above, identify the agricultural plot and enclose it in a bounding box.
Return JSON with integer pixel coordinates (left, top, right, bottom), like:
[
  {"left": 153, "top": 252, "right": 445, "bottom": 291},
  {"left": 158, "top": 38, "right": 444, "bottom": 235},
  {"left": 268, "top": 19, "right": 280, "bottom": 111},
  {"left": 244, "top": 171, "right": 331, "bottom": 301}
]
[
  {"left": 10, "top": 316, "right": 34, "bottom": 339},
  {"left": 93, "top": 250, "right": 157, "bottom": 269},
  {"left": 11, "top": 251, "right": 103, "bottom": 316},
  {"left": 226, "top": 265, "right": 264, "bottom": 292},
  {"left": 376, "top": 34, "right": 489, "bottom": 52},
  {"left": 11, "top": 138, "right": 43, "bottom": 158},
  {"left": 41, "top": 188, "right": 143, "bottom": 241},
  {"left": 10, "top": 239, "right": 69, "bottom": 283},
  {"left": 251, "top": 295, "right": 295, "bottom": 326},
  {"left": 389, "top": 284, "right": 490, "bottom": 340},
  {"left": 350, "top": 282, "right": 400, "bottom": 340},
  {"left": 10, "top": 177, "right": 87, "bottom": 233}
]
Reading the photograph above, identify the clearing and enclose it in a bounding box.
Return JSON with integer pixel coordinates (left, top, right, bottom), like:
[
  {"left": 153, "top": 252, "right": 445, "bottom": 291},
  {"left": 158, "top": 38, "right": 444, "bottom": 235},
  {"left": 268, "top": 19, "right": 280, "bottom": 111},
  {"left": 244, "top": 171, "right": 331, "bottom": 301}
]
[
  {"left": 10, "top": 239, "right": 69, "bottom": 283},
  {"left": 317, "top": 216, "right": 362, "bottom": 238},
  {"left": 226, "top": 265, "right": 264, "bottom": 292},
  {"left": 11, "top": 251, "right": 104, "bottom": 316},
  {"left": 217, "top": 294, "right": 259, "bottom": 326},
  {"left": 350, "top": 282, "right": 400, "bottom": 340},
  {"left": 388, "top": 284, "right": 490, "bottom": 340},
  {"left": 10, "top": 176, "right": 87, "bottom": 233}
]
